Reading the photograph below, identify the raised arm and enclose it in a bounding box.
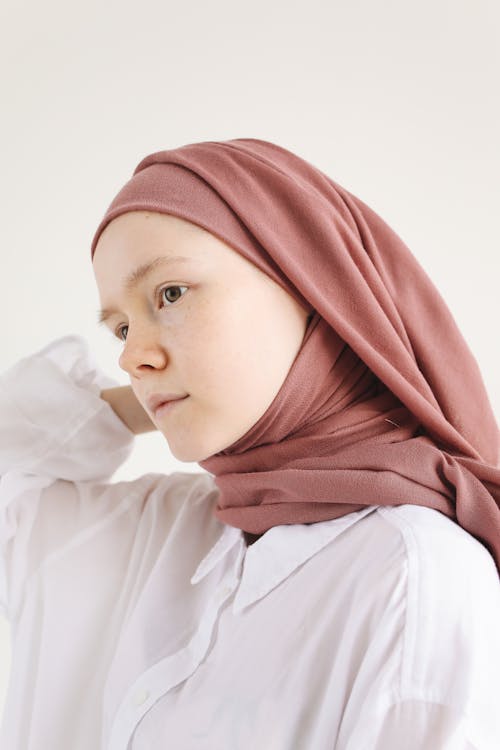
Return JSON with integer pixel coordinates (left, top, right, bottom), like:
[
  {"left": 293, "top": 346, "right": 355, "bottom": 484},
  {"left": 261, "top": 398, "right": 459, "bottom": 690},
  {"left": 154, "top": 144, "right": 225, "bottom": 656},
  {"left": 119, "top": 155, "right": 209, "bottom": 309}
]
[{"left": 100, "top": 385, "right": 157, "bottom": 435}]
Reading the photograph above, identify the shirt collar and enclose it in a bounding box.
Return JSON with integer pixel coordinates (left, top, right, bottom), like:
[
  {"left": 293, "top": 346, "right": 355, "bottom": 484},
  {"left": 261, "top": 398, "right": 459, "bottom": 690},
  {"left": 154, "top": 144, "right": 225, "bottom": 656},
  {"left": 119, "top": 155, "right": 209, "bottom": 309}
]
[
  {"left": 190, "top": 522, "right": 243, "bottom": 585},
  {"left": 190, "top": 505, "right": 379, "bottom": 615}
]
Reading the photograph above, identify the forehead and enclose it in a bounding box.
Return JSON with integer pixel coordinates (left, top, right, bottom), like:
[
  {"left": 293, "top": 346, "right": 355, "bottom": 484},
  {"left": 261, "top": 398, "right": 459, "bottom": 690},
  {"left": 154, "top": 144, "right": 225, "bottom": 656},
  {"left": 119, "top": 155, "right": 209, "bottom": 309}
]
[
  {"left": 92, "top": 209, "right": 261, "bottom": 284},
  {"left": 93, "top": 211, "right": 207, "bottom": 268},
  {"left": 92, "top": 210, "right": 265, "bottom": 308}
]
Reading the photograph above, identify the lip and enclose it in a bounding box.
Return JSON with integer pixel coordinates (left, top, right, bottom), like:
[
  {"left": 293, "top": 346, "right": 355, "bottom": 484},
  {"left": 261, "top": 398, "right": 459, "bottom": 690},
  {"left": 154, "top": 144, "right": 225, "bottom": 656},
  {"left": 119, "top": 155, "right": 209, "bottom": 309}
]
[
  {"left": 146, "top": 393, "right": 188, "bottom": 415},
  {"left": 153, "top": 397, "right": 188, "bottom": 419}
]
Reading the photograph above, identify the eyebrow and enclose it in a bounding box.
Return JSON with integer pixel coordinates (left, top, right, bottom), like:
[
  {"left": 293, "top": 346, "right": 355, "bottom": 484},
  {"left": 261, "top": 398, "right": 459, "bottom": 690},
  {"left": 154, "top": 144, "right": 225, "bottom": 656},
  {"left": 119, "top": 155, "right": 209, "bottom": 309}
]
[{"left": 96, "top": 255, "right": 192, "bottom": 326}]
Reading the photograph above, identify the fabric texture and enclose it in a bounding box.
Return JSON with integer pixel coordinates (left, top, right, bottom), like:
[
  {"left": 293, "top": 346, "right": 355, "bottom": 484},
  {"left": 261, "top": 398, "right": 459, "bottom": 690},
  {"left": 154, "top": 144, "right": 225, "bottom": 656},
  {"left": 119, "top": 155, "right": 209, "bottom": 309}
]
[
  {"left": 90, "top": 137, "right": 500, "bottom": 575},
  {"left": 1, "top": 336, "right": 499, "bottom": 750}
]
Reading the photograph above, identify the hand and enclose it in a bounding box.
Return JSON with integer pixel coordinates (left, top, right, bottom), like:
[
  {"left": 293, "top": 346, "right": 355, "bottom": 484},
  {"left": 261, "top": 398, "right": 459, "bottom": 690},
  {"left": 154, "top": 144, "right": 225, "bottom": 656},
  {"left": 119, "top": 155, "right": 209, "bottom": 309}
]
[{"left": 100, "top": 385, "right": 157, "bottom": 435}]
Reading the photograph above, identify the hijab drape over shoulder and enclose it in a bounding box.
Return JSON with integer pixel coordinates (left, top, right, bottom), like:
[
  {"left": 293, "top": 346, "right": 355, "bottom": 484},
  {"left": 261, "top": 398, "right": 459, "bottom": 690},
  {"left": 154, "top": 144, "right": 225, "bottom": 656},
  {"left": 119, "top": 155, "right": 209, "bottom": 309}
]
[{"left": 91, "top": 137, "right": 500, "bottom": 576}]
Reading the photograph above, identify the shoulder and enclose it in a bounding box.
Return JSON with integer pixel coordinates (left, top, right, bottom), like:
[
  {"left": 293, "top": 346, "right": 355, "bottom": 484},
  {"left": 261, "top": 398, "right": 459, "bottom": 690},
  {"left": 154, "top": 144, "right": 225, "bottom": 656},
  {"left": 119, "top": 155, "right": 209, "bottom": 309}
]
[
  {"left": 373, "top": 503, "right": 499, "bottom": 597},
  {"left": 45, "top": 469, "right": 224, "bottom": 575},
  {"left": 350, "top": 503, "right": 500, "bottom": 636},
  {"left": 123, "top": 468, "right": 221, "bottom": 536},
  {"left": 349, "top": 504, "right": 500, "bottom": 708},
  {"left": 344, "top": 502, "right": 498, "bottom": 594}
]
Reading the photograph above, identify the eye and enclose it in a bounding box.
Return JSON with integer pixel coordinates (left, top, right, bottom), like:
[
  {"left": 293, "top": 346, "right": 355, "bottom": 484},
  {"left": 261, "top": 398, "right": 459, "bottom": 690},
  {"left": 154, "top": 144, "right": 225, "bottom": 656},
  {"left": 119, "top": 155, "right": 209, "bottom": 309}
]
[
  {"left": 116, "top": 325, "right": 128, "bottom": 342},
  {"left": 115, "top": 284, "right": 188, "bottom": 342},
  {"left": 160, "top": 284, "right": 188, "bottom": 306}
]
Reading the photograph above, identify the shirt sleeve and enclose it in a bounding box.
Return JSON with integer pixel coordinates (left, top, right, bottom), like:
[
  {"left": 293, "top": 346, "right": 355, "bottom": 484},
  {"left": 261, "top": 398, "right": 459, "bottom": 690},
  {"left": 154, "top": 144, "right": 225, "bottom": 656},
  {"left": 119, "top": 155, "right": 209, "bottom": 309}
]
[
  {"left": 0, "top": 335, "right": 134, "bottom": 482},
  {"left": 353, "top": 697, "right": 479, "bottom": 750},
  {"left": 0, "top": 335, "right": 136, "bottom": 621}
]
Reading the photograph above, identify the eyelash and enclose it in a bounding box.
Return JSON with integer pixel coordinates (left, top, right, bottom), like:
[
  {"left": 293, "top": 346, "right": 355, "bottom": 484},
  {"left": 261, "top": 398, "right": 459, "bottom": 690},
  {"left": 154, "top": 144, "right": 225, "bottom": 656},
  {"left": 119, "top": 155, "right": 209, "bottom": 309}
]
[{"left": 114, "top": 284, "right": 188, "bottom": 342}]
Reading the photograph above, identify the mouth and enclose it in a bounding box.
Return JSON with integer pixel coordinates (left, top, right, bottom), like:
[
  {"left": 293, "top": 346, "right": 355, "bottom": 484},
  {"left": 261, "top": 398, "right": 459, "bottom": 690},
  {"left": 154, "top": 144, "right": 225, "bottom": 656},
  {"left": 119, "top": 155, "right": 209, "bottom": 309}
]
[
  {"left": 146, "top": 392, "right": 189, "bottom": 414},
  {"left": 153, "top": 396, "right": 189, "bottom": 419}
]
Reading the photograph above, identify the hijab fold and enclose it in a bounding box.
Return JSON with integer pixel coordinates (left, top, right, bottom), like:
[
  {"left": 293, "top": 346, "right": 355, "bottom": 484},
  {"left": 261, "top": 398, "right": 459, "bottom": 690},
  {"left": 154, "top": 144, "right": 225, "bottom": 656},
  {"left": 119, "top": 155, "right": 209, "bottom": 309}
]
[{"left": 91, "top": 137, "right": 500, "bottom": 576}]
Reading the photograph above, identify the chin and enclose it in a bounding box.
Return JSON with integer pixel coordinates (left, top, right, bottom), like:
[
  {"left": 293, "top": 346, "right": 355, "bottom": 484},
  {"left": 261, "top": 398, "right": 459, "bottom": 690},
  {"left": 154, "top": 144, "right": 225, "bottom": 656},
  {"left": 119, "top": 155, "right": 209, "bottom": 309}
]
[{"left": 161, "top": 436, "right": 212, "bottom": 464}]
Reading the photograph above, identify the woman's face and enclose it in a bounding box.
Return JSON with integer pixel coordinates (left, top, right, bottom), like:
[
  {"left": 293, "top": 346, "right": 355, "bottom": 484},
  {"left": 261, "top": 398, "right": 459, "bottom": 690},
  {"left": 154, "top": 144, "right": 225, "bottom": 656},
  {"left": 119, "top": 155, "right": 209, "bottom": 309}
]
[{"left": 93, "top": 210, "right": 311, "bottom": 462}]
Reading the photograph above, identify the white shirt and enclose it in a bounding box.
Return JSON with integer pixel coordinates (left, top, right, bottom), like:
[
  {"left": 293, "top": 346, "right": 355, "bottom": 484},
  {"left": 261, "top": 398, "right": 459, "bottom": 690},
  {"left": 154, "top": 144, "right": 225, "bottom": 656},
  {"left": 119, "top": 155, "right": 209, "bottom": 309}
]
[{"left": 0, "top": 335, "right": 499, "bottom": 750}]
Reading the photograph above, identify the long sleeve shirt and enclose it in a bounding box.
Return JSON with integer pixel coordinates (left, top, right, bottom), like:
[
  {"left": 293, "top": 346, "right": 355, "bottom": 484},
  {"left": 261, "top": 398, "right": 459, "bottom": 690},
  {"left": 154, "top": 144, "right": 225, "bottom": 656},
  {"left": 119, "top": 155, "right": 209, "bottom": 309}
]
[{"left": 1, "top": 335, "right": 499, "bottom": 750}]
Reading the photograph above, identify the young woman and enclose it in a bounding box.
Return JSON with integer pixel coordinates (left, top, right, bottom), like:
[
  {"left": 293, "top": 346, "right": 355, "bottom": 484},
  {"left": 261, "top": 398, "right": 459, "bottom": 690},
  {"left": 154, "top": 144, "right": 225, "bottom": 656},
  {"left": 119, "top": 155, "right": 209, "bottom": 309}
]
[{"left": 1, "top": 137, "right": 499, "bottom": 749}]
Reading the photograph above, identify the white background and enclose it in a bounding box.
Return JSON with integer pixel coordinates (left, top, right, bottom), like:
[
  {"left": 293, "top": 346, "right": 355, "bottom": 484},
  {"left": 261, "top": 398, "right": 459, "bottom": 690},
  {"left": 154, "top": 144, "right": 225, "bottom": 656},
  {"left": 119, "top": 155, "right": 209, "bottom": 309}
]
[{"left": 1, "top": 0, "right": 499, "bottom": 727}]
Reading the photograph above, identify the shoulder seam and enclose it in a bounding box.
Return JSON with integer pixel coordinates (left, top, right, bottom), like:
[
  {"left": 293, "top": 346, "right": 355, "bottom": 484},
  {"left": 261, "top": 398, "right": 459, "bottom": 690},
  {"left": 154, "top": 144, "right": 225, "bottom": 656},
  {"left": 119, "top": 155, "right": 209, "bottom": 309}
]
[{"left": 375, "top": 506, "right": 419, "bottom": 699}]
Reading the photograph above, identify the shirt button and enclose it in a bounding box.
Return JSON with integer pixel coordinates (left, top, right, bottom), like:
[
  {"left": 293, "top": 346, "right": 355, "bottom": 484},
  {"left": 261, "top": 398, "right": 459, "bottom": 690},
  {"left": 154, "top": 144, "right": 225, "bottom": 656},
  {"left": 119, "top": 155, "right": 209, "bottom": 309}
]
[
  {"left": 134, "top": 689, "right": 150, "bottom": 706},
  {"left": 221, "top": 585, "right": 232, "bottom": 597}
]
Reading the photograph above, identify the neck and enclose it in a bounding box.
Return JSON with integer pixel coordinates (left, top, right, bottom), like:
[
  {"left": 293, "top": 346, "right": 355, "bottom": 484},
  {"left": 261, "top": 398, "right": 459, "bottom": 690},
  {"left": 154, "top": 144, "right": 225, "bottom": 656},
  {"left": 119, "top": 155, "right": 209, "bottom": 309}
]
[{"left": 243, "top": 531, "right": 262, "bottom": 546}]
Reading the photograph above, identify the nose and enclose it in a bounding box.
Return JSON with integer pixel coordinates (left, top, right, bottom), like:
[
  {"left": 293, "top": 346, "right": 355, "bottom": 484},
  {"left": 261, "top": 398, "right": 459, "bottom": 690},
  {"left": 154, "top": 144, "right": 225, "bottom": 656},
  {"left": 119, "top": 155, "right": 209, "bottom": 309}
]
[{"left": 118, "top": 324, "right": 168, "bottom": 375}]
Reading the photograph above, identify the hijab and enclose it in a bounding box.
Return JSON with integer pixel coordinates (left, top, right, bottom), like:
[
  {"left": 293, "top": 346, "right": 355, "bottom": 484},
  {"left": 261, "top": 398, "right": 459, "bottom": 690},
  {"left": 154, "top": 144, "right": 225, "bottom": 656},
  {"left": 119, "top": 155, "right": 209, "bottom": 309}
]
[{"left": 91, "top": 137, "right": 500, "bottom": 575}]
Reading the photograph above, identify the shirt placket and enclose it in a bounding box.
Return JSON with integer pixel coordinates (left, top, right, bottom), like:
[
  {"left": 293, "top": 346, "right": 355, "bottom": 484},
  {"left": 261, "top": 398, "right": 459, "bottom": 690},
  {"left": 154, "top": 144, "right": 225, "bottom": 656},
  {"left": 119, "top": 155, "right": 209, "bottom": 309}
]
[{"left": 105, "top": 534, "right": 246, "bottom": 750}]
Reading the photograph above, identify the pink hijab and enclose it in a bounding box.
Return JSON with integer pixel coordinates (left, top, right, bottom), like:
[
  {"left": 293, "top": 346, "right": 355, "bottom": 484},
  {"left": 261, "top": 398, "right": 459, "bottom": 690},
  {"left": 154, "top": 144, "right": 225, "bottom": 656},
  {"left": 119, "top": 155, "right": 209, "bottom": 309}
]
[{"left": 91, "top": 137, "right": 500, "bottom": 576}]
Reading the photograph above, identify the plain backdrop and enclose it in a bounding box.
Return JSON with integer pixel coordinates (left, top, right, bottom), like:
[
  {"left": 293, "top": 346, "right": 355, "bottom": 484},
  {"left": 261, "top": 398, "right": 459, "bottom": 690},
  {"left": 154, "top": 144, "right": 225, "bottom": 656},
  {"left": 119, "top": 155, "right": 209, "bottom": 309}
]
[{"left": 0, "top": 0, "right": 499, "bottom": 727}]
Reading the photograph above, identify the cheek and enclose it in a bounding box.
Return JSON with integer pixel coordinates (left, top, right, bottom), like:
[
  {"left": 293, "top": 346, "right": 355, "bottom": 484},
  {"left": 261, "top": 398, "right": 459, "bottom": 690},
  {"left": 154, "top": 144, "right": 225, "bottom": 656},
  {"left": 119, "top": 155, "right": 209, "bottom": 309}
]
[{"left": 183, "top": 301, "right": 255, "bottom": 396}]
